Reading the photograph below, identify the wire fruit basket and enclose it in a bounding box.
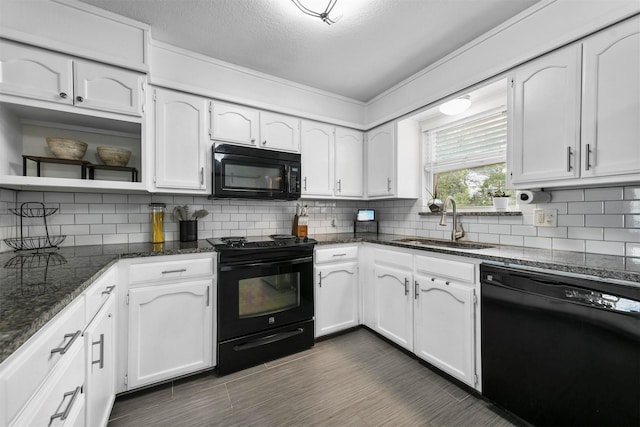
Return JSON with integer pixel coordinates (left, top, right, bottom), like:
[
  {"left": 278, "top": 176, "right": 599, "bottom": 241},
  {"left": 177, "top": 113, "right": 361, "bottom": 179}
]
[{"left": 3, "top": 202, "right": 66, "bottom": 252}]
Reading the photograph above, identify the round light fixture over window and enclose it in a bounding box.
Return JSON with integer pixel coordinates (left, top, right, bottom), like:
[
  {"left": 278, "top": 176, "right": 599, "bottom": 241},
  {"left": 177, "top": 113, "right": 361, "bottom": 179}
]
[{"left": 439, "top": 95, "right": 471, "bottom": 116}]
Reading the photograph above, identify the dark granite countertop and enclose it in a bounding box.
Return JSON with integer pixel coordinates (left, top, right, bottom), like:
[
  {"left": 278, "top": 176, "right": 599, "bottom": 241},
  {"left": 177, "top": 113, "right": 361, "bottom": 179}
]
[
  {"left": 1, "top": 234, "right": 638, "bottom": 364},
  {"left": 0, "top": 240, "right": 215, "bottom": 364}
]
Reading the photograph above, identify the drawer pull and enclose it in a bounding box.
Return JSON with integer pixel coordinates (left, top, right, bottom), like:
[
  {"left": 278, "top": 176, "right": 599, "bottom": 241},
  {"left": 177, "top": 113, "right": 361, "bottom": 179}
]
[
  {"left": 50, "top": 386, "right": 81, "bottom": 424},
  {"left": 50, "top": 330, "right": 81, "bottom": 355},
  {"left": 162, "top": 268, "right": 187, "bottom": 274},
  {"left": 332, "top": 253, "right": 347, "bottom": 257},
  {"left": 92, "top": 333, "right": 105, "bottom": 369},
  {"left": 101, "top": 285, "right": 116, "bottom": 295}
]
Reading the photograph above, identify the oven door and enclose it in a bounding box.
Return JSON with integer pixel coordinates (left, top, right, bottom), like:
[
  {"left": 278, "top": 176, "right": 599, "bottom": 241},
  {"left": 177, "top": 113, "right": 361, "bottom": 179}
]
[{"left": 218, "top": 255, "right": 313, "bottom": 341}]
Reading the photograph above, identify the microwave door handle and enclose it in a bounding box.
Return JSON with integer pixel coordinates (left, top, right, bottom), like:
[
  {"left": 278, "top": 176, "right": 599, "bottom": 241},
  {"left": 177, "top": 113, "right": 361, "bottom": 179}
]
[{"left": 285, "top": 164, "right": 291, "bottom": 194}]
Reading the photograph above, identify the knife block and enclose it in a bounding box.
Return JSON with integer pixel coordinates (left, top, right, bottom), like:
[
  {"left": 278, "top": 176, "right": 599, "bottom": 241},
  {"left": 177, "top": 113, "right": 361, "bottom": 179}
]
[{"left": 292, "top": 215, "right": 308, "bottom": 238}]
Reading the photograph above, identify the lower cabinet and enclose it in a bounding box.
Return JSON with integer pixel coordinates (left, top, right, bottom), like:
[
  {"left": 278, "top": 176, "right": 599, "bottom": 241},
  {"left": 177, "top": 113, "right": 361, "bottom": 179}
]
[
  {"left": 127, "top": 280, "right": 213, "bottom": 389},
  {"left": 315, "top": 260, "right": 359, "bottom": 337},
  {"left": 84, "top": 295, "right": 116, "bottom": 427}
]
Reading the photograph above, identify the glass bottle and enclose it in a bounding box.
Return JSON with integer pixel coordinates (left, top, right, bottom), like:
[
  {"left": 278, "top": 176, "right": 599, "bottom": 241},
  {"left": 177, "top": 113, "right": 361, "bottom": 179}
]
[{"left": 149, "top": 203, "right": 166, "bottom": 243}]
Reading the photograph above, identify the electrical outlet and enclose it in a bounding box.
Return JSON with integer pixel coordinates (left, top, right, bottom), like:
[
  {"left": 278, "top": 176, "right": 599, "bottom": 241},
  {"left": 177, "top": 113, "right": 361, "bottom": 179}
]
[
  {"left": 533, "top": 209, "right": 557, "bottom": 227},
  {"left": 331, "top": 219, "right": 336, "bottom": 227}
]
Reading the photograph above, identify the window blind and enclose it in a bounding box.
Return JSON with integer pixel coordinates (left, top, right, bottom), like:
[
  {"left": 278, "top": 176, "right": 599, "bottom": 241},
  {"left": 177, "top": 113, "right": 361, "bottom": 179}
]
[{"left": 428, "top": 110, "right": 507, "bottom": 170}]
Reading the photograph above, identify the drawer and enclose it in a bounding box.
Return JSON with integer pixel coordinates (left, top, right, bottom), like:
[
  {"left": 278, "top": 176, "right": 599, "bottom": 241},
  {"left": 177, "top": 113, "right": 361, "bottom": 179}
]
[
  {"left": 0, "top": 298, "right": 85, "bottom": 426},
  {"left": 315, "top": 246, "right": 358, "bottom": 263},
  {"left": 374, "top": 248, "right": 413, "bottom": 269},
  {"left": 127, "top": 255, "right": 214, "bottom": 285},
  {"left": 11, "top": 339, "right": 85, "bottom": 427},
  {"left": 84, "top": 265, "right": 117, "bottom": 323},
  {"left": 414, "top": 255, "right": 476, "bottom": 284}
]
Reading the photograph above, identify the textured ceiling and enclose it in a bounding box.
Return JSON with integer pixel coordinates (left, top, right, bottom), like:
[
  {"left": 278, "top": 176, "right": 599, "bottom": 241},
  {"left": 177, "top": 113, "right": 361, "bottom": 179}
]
[{"left": 78, "top": 0, "right": 539, "bottom": 102}]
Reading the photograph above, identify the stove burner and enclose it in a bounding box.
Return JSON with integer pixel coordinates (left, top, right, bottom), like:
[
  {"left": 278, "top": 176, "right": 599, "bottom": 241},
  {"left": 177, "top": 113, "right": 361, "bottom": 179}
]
[
  {"left": 269, "top": 234, "right": 297, "bottom": 241},
  {"left": 220, "top": 236, "right": 247, "bottom": 247}
]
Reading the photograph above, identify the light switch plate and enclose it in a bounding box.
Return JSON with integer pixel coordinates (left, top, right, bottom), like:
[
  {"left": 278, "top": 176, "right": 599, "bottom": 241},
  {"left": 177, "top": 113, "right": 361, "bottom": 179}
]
[{"left": 533, "top": 209, "right": 557, "bottom": 227}]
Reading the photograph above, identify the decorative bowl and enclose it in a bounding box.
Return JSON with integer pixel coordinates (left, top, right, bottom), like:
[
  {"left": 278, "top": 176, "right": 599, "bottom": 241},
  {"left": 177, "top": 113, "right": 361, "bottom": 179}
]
[
  {"left": 97, "top": 146, "right": 132, "bottom": 166},
  {"left": 45, "top": 137, "right": 88, "bottom": 160}
]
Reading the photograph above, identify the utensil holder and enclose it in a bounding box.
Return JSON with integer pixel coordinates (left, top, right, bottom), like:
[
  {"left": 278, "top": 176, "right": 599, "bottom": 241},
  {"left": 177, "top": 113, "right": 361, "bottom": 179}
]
[{"left": 179, "top": 220, "right": 198, "bottom": 242}]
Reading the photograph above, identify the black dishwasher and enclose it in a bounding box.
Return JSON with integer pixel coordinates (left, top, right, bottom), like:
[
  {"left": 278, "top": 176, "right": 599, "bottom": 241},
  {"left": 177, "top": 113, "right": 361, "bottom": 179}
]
[{"left": 481, "top": 264, "right": 640, "bottom": 426}]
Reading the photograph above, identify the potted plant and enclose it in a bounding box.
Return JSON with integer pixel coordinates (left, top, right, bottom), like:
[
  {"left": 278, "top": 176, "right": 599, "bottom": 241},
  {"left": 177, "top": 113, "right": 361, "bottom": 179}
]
[
  {"left": 172, "top": 206, "right": 209, "bottom": 241},
  {"left": 426, "top": 184, "right": 443, "bottom": 212},
  {"left": 488, "top": 186, "right": 510, "bottom": 211}
]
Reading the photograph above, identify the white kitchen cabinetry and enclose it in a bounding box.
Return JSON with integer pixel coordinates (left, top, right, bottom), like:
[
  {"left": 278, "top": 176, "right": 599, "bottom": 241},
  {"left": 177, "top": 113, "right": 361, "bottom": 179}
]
[
  {"left": 125, "top": 254, "right": 215, "bottom": 390},
  {"left": 314, "top": 245, "right": 359, "bottom": 337},
  {"left": 210, "top": 101, "right": 259, "bottom": 146},
  {"left": 153, "top": 87, "right": 209, "bottom": 193},
  {"left": 371, "top": 248, "right": 414, "bottom": 351},
  {"left": 259, "top": 111, "right": 300, "bottom": 153},
  {"left": 366, "top": 121, "right": 419, "bottom": 199},
  {"left": 509, "top": 16, "right": 640, "bottom": 189},
  {"left": 335, "top": 127, "right": 364, "bottom": 198},
  {"left": 0, "top": 39, "right": 144, "bottom": 117},
  {"left": 301, "top": 121, "right": 334, "bottom": 197},
  {"left": 413, "top": 255, "right": 478, "bottom": 388},
  {"left": 580, "top": 16, "right": 640, "bottom": 180}
]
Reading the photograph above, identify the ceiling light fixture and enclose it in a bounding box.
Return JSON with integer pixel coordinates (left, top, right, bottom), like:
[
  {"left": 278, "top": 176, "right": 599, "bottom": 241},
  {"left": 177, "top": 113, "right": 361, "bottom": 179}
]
[
  {"left": 291, "top": 0, "right": 340, "bottom": 25},
  {"left": 439, "top": 95, "right": 472, "bottom": 116}
]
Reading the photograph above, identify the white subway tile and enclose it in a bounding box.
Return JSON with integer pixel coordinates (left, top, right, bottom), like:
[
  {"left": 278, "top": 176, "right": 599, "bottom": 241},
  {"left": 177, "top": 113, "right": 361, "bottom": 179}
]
[
  {"left": 585, "top": 240, "right": 625, "bottom": 256},
  {"left": 103, "top": 234, "right": 129, "bottom": 244},
  {"left": 103, "top": 213, "right": 129, "bottom": 224},
  {"left": 48, "top": 214, "right": 75, "bottom": 225},
  {"left": 75, "top": 235, "right": 103, "bottom": 246},
  {"left": 623, "top": 186, "right": 640, "bottom": 200},
  {"left": 61, "top": 224, "right": 90, "bottom": 235},
  {"left": 17, "top": 191, "right": 44, "bottom": 202},
  {"left": 567, "top": 202, "right": 603, "bottom": 214},
  {"left": 90, "top": 203, "right": 115, "bottom": 214},
  {"left": 558, "top": 214, "right": 584, "bottom": 227},
  {"left": 117, "top": 224, "right": 141, "bottom": 234},
  {"left": 567, "top": 227, "right": 603, "bottom": 240},
  {"left": 128, "top": 213, "right": 148, "bottom": 224},
  {"left": 604, "top": 228, "right": 640, "bottom": 243},
  {"left": 552, "top": 239, "right": 585, "bottom": 252},
  {"left": 75, "top": 214, "right": 103, "bottom": 225},
  {"left": 75, "top": 193, "right": 102, "bottom": 203},
  {"left": 605, "top": 201, "right": 640, "bottom": 214},
  {"left": 585, "top": 215, "right": 624, "bottom": 228},
  {"left": 537, "top": 227, "right": 568, "bottom": 238},
  {"left": 173, "top": 196, "right": 195, "bottom": 205},
  {"left": 90, "top": 224, "right": 117, "bottom": 234},
  {"left": 44, "top": 192, "right": 75, "bottom": 203},
  {"left": 585, "top": 187, "right": 623, "bottom": 201},
  {"left": 626, "top": 215, "right": 640, "bottom": 228},
  {"left": 116, "top": 204, "right": 141, "bottom": 214},
  {"left": 59, "top": 203, "right": 89, "bottom": 214},
  {"left": 550, "top": 189, "right": 583, "bottom": 202},
  {"left": 500, "top": 235, "right": 523, "bottom": 246},
  {"left": 488, "top": 224, "right": 511, "bottom": 234},
  {"left": 511, "top": 225, "right": 537, "bottom": 236},
  {"left": 127, "top": 194, "right": 152, "bottom": 204},
  {"left": 524, "top": 236, "right": 552, "bottom": 250},
  {"left": 128, "top": 233, "right": 148, "bottom": 243},
  {"left": 626, "top": 243, "right": 640, "bottom": 258}
]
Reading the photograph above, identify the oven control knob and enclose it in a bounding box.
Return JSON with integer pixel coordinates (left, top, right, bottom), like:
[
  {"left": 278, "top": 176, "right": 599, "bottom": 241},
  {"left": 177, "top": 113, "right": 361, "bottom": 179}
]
[
  {"left": 295, "top": 237, "right": 300, "bottom": 243},
  {"left": 303, "top": 236, "right": 309, "bottom": 242}
]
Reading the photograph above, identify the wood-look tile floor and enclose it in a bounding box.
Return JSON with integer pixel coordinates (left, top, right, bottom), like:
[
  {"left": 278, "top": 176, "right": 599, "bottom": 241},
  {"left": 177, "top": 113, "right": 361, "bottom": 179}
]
[{"left": 108, "top": 328, "right": 523, "bottom": 427}]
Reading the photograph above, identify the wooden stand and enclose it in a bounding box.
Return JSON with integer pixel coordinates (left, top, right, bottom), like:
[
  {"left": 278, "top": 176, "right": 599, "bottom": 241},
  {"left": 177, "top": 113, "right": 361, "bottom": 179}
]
[{"left": 292, "top": 215, "right": 308, "bottom": 238}]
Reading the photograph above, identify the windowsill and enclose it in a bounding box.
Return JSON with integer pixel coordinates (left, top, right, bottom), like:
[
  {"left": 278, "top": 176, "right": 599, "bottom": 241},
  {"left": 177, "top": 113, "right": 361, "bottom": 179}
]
[{"left": 418, "top": 210, "right": 522, "bottom": 217}]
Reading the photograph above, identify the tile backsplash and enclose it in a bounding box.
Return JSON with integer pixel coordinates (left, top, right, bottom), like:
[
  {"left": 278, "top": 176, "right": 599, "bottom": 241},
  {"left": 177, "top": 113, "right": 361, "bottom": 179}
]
[{"left": 0, "top": 185, "right": 638, "bottom": 257}]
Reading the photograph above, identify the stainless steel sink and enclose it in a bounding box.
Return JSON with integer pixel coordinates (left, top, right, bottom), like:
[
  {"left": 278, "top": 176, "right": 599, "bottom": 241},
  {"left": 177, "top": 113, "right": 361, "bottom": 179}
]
[{"left": 393, "top": 237, "right": 495, "bottom": 250}]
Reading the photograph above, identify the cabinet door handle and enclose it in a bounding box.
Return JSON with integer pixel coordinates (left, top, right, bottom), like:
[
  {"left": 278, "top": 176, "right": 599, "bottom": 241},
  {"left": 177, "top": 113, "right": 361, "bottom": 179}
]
[
  {"left": 337, "top": 179, "right": 342, "bottom": 192},
  {"left": 262, "top": 140, "right": 267, "bottom": 146},
  {"left": 49, "top": 386, "right": 81, "bottom": 424},
  {"left": 303, "top": 176, "right": 307, "bottom": 191},
  {"left": 251, "top": 138, "right": 256, "bottom": 143},
  {"left": 91, "top": 333, "right": 105, "bottom": 369},
  {"left": 387, "top": 178, "right": 392, "bottom": 192},
  {"left": 566, "top": 147, "right": 573, "bottom": 172},
  {"left": 101, "top": 285, "right": 116, "bottom": 295},
  {"left": 404, "top": 277, "right": 409, "bottom": 296},
  {"left": 75, "top": 95, "right": 84, "bottom": 102},
  {"left": 200, "top": 167, "right": 204, "bottom": 185},
  {"left": 332, "top": 253, "right": 347, "bottom": 257},
  {"left": 162, "top": 268, "right": 187, "bottom": 274},
  {"left": 585, "top": 143, "right": 592, "bottom": 171},
  {"left": 414, "top": 280, "right": 419, "bottom": 299},
  {"left": 50, "top": 330, "right": 81, "bottom": 355},
  {"left": 59, "top": 92, "right": 68, "bottom": 99},
  {"left": 206, "top": 286, "right": 210, "bottom": 307},
  {"left": 318, "top": 271, "right": 322, "bottom": 287}
]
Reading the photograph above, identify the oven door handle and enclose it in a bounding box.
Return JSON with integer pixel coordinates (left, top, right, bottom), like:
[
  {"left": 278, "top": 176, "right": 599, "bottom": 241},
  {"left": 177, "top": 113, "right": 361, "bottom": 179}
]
[
  {"left": 233, "top": 328, "right": 305, "bottom": 352},
  {"left": 220, "top": 256, "right": 313, "bottom": 271}
]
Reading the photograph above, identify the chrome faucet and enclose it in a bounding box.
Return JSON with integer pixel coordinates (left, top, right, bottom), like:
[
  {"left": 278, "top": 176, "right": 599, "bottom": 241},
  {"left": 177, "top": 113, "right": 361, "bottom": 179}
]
[{"left": 439, "top": 196, "right": 464, "bottom": 241}]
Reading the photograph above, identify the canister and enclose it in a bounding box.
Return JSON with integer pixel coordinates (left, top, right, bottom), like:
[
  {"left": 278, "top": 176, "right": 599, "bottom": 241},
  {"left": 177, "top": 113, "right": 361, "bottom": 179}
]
[{"left": 149, "top": 203, "right": 166, "bottom": 243}]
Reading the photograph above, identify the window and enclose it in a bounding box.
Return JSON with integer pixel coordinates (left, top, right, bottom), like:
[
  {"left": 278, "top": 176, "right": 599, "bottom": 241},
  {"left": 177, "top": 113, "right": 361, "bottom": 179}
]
[{"left": 424, "top": 109, "right": 513, "bottom": 208}]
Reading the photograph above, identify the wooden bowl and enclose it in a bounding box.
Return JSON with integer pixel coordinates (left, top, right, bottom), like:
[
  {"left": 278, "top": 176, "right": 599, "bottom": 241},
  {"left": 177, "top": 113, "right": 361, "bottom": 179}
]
[
  {"left": 45, "top": 137, "right": 88, "bottom": 160},
  {"left": 97, "top": 146, "right": 132, "bottom": 166}
]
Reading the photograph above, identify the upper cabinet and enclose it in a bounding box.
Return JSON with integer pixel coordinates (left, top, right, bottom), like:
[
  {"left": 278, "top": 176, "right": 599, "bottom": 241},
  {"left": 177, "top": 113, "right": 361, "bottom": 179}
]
[
  {"left": 509, "top": 16, "right": 640, "bottom": 189},
  {"left": 300, "top": 121, "right": 364, "bottom": 199},
  {"left": 259, "top": 111, "right": 300, "bottom": 153},
  {"left": 0, "top": 39, "right": 145, "bottom": 117},
  {"left": 209, "top": 101, "right": 259, "bottom": 147},
  {"left": 152, "top": 87, "right": 209, "bottom": 193},
  {"left": 366, "top": 121, "right": 419, "bottom": 199}
]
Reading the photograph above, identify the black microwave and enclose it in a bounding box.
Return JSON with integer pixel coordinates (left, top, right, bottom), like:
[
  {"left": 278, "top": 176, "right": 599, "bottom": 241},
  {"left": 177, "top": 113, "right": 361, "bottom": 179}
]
[{"left": 212, "top": 143, "right": 301, "bottom": 200}]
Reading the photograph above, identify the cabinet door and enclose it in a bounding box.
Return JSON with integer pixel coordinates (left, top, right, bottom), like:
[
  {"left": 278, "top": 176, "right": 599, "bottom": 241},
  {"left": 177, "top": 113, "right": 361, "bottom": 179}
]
[
  {"left": 373, "top": 264, "right": 413, "bottom": 350},
  {"left": 73, "top": 60, "right": 143, "bottom": 116},
  {"left": 0, "top": 39, "right": 73, "bottom": 105},
  {"left": 154, "top": 88, "right": 208, "bottom": 192},
  {"left": 301, "top": 121, "right": 334, "bottom": 197},
  {"left": 366, "top": 123, "right": 395, "bottom": 197},
  {"left": 335, "top": 128, "right": 364, "bottom": 197},
  {"left": 509, "top": 45, "right": 582, "bottom": 186},
  {"left": 315, "top": 261, "right": 358, "bottom": 337},
  {"left": 210, "top": 101, "right": 259, "bottom": 146},
  {"left": 581, "top": 17, "right": 640, "bottom": 178},
  {"left": 84, "top": 295, "right": 115, "bottom": 427},
  {"left": 259, "top": 112, "right": 300, "bottom": 152},
  {"left": 413, "top": 275, "right": 476, "bottom": 387},
  {"left": 128, "top": 280, "right": 213, "bottom": 389}
]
